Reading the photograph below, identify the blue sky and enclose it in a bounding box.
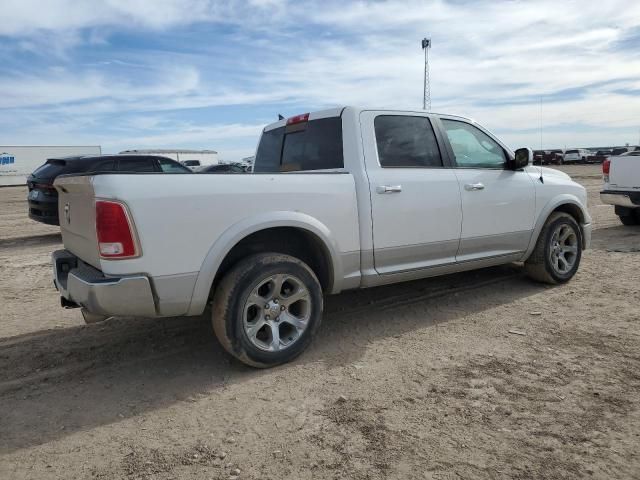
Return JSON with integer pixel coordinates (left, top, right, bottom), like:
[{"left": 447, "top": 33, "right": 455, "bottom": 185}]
[{"left": 1, "top": 0, "right": 639, "bottom": 160}]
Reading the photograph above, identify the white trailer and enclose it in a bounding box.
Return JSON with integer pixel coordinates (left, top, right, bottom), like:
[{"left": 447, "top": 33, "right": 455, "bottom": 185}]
[
  {"left": 119, "top": 149, "right": 219, "bottom": 169},
  {"left": 0, "top": 145, "right": 101, "bottom": 186}
]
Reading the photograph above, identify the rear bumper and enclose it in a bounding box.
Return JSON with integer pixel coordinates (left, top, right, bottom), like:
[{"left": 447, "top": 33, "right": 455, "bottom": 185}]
[
  {"left": 52, "top": 250, "right": 157, "bottom": 317},
  {"left": 600, "top": 190, "right": 640, "bottom": 208},
  {"left": 28, "top": 196, "right": 60, "bottom": 225}
]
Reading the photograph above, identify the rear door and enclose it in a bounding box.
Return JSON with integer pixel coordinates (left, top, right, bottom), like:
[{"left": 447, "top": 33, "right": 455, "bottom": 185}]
[
  {"left": 360, "top": 111, "right": 462, "bottom": 274},
  {"left": 437, "top": 117, "right": 536, "bottom": 262}
]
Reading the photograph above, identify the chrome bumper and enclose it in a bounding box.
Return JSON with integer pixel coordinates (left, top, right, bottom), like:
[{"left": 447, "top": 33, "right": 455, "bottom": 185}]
[
  {"left": 52, "top": 250, "right": 157, "bottom": 317},
  {"left": 600, "top": 192, "right": 636, "bottom": 208}
]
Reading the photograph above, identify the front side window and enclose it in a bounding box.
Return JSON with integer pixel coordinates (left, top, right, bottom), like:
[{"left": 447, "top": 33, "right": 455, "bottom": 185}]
[
  {"left": 374, "top": 115, "right": 442, "bottom": 167},
  {"left": 441, "top": 119, "right": 506, "bottom": 168}
]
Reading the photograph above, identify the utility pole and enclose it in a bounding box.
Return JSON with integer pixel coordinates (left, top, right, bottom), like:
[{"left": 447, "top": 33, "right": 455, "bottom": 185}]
[{"left": 421, "top": 38, "right": 431, "bottom": 111}]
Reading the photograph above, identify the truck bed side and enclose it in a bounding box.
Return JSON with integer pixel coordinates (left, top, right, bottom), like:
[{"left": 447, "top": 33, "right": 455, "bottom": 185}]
[{"left": 55, "top": 172, "right": 361, "bottom": 316}]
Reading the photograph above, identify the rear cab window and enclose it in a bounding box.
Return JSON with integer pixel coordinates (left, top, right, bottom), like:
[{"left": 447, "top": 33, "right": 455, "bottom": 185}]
[{"left": 254, "top": 116, "right": 344, "bottom": 172}]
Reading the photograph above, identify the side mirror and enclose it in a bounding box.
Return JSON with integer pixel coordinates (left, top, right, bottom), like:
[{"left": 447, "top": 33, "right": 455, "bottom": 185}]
[{"left": 512, "top": 148, "right": 532, "bottom": 170}]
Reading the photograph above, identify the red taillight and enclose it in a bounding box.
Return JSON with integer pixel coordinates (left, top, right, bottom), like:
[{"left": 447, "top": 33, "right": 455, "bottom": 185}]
[
  {"left": 286, "top": 113, "right": 309, "bottom": 125},
  {"left": 95, "top": 200, "right": 137, "bottom": 258},
  {"left": 603, "top": 158, "right": 611, "bottom": 182}
]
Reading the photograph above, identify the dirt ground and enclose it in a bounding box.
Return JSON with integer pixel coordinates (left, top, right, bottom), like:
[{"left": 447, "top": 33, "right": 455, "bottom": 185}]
[{"left": 0, "top": 165, "right": 638, "bottom": 479}]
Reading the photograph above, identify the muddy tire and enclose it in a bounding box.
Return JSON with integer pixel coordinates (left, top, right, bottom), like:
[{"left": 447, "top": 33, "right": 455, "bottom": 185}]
[
  {"left": 212, "top": 253, "right": 323, "bottom": 368},
  {"left": 525, "top": 212, "right": 582, "bottom": 285}
]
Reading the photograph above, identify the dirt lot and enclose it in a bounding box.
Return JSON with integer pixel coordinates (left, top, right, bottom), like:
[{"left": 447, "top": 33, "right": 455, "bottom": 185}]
[{"left": 1, "top": 165, "right": 639, "bottom": 479}]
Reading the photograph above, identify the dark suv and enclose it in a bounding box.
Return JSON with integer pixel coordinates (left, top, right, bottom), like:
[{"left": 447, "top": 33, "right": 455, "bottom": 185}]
[{"left": 27, "top": 154, "right": 191, "bottom": 225}]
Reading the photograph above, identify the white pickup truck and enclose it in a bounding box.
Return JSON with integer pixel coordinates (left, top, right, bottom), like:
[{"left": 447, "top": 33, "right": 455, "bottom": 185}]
[
  {"left": 52, "top": 107, "right": 591, "bottom": 367},
  {"left": 600, "top": 150, "right": 640, "bottom": 225}
]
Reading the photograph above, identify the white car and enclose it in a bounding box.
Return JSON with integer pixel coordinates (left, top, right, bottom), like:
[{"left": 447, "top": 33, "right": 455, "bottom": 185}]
[
  {"left": 181, "top": 160, "right": 201, "bottom": 171},
  {"left": 52, "top": 107, "right": 591, "bottom": 367},
  {"left": 563, "top": 148, "right": 590, "bottom": 164},
  {"left": 600, "top": 149, "right": 640, "bottom": 225}
]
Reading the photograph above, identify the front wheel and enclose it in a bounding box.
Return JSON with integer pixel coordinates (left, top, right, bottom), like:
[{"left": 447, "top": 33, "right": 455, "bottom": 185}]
[
  {"left": 525, "top": 212, "right": 582, "bottom": 284},
  {"left": 212, "top": 253, "right": 323, "bottom": 368}
]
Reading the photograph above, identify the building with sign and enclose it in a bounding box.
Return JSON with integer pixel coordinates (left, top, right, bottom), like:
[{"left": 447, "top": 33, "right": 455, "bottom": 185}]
[{"left": 0, "top": 145, "right": 102, "bottom": 186}]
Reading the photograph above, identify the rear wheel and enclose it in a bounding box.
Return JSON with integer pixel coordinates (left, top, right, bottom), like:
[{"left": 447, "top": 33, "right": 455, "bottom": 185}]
[
  {"left": 212, "top": 253, "right": 323, "bottom": 368},
  {"left": 525, "top": 212, "right": 582, "bottom": 284},
  {"left": 618, "top": 212, "right": 640, "bottom": 226}
]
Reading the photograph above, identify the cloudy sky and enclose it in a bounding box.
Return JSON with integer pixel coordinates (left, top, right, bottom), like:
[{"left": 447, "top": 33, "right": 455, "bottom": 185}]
[{"left": 1, "top": 0, "right": 639, "bottom": 160}]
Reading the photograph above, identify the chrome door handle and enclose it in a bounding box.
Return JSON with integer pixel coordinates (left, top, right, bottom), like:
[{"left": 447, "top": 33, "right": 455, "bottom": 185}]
[
  {"left": 464, "top": 182, "right": 485, "bottom": 191},
  {"left": 377, "top": 185, "right": 402, "bottom": 194}
]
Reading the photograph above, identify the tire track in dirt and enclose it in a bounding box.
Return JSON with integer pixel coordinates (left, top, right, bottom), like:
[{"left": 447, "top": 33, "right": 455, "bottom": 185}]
[{"left": 0, "top": 267, "right": 520, "bottom": 395}]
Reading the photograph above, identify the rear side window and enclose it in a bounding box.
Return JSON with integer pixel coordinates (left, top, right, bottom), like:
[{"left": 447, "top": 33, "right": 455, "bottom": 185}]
[
  {"left": 117, "top": 158, "right": 157, "bottom": 172},
  {"left": 254, "top": 117, "right": 344, "bottom": 172},
  {"left": 158, "top": 158, "right": 190, "bottom": 173},
  {"left": 87, "top": 159, "right": 115, "bottom": 172},
  {"left": 374, "top": 115, "right": 442, "bottom": 167}
]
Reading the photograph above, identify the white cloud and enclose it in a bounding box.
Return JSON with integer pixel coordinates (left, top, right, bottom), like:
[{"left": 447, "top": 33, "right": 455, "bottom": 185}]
[{"left": 1, "top": 0, "right": 640, "bottom": 153}]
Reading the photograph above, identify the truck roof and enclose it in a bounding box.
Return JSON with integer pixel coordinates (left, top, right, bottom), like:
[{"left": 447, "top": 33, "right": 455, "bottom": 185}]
[{"left": 263, "top": 106, "right": 473, "bottom": 132}]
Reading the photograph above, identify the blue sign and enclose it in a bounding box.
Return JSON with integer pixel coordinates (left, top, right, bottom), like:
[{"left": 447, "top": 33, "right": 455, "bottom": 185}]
[{"left": 0, "top": 153, "right": 15, "bottom": 165}]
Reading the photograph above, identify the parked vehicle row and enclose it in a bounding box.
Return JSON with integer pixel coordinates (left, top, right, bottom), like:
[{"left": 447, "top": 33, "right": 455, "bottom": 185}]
[
  {"left": 51, "top": 106, "right": 591, "bottom": 368},
  {"left": 533, "top": 150, "right": 564, "bottom": 165}
]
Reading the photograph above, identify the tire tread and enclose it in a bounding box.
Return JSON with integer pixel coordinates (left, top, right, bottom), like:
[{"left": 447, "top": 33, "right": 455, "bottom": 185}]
[
  {"left": 525, "top": 212, "right": 581, "bottom": 285},
  {"left": 211, "top": 253, "right": 322, "bottom": 368}
]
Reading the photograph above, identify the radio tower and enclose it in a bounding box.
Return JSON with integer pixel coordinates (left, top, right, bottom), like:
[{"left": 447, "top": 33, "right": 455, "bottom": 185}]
[{"left": 421, "top": 38, "right": 432, "bottom": 111}]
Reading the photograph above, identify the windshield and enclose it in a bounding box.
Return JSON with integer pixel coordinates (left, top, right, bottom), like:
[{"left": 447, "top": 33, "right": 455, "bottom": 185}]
[
  {"left": 31, "top": 158, "right": 91, "bottom": 178},
  {"left": 565, "top": 150, "right": 579, "bottom": 154}
]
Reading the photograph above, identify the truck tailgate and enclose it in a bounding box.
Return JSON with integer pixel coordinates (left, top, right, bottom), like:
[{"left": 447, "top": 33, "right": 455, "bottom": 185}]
[
  {"left": 54, "top": 175, "right": 102, "bottom": 269},
  {"left": 609, "top": 156, "right": 640, "bottom": 190}
]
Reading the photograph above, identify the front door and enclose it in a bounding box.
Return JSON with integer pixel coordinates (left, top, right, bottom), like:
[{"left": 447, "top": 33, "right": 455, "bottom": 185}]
[
  {"left": 360, "top": 112, "right": 463, "bottom": 274},
  {"left": 439, "top": 118, "right": 536, "bottom": 262}
]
